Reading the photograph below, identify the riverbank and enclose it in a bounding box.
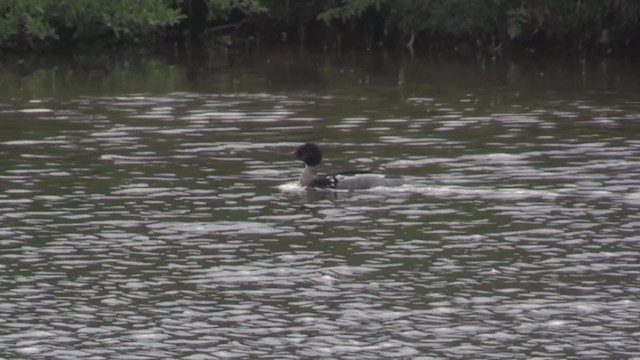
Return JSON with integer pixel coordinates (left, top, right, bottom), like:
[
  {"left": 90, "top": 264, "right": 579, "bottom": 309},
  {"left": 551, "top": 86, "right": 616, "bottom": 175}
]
[{"left": 1, "top": 1, "right": 639, "bottom": 56}]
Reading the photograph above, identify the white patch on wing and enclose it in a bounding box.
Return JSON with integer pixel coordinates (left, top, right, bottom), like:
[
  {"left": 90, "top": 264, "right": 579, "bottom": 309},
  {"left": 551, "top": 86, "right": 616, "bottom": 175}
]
[{"left": 335, "top": 174, "right": 389, "bottom": 190}]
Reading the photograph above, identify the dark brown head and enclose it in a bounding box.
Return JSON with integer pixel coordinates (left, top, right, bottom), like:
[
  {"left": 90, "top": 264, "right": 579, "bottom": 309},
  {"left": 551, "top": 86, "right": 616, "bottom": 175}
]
[{"left": 294, "top": 143, "right": 323, "bottom": 167}]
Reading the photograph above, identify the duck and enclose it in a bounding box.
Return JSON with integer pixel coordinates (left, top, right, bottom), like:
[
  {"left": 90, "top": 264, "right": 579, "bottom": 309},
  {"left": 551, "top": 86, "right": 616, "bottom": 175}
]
[{"left": 293, "top": 143, "right": 392, "bottom": 190}]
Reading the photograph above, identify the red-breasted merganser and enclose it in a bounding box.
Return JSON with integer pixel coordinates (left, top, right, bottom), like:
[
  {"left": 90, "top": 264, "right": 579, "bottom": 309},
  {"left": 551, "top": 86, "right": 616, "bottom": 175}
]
[{"left": 294, "top": 143, "right": 392, "bottom": 190}]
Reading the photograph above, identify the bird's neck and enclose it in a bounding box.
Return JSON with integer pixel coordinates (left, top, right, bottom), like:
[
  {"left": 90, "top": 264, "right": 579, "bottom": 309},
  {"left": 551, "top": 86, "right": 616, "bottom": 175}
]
[{"left": 299, "top": 165, "right": 317, "bottom": 186}]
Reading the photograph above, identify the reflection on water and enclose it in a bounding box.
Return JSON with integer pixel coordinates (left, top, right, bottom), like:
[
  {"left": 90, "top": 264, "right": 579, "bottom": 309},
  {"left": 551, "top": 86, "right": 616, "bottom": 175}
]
[{"left": 1, "top": 51, "right": 639, "bottom": 359}]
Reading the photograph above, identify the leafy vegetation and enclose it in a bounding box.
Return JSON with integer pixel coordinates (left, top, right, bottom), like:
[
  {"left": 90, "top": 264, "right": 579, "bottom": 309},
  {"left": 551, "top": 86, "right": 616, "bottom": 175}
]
[
  {"left": 318, "top": 0, "right": 640, "bottom": 52},
  {"left": 0, "top": 0, "right": 183, "bottom": 48},
  {"left": 1, "top": 0, "right": 639, "bottom": 53}
]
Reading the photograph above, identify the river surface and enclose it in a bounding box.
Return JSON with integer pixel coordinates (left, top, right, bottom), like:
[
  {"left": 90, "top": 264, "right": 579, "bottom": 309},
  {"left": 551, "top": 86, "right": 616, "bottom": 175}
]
[{"left": 1, "top": 49, "right": 639, "bottom": 359}]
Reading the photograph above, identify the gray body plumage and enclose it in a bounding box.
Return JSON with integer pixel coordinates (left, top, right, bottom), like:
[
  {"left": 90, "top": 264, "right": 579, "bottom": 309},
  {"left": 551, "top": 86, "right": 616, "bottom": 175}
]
[
  {"left": 332, "top": 173, "right": 390, "bottom": 189},
  {"left": 299, "top": 165, "right": 392, "bottom": 190}
]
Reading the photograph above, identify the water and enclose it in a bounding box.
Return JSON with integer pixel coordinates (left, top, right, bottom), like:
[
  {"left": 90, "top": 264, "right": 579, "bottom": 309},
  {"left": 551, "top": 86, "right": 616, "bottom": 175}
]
[{"left": 1, "top": 50, "right": 640, "bottom": 359}]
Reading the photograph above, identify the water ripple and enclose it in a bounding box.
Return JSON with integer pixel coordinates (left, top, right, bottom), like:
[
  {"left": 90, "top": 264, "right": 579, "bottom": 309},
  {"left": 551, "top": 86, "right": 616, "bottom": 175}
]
[{"left": 1, "top": 85, "right": 639, "bottom": 359}]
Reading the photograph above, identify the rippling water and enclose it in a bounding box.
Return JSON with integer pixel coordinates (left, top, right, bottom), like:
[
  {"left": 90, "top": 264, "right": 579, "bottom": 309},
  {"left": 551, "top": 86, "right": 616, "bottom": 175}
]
[{"left": 1, "top": 52, "right": 640, "bottom": 359}]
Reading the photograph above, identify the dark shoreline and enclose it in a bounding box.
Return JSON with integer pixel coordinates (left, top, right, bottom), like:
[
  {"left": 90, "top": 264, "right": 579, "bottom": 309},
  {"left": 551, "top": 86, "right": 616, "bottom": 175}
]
[{"left": 2, "top": 1, "right": 640, "bottom": 57}]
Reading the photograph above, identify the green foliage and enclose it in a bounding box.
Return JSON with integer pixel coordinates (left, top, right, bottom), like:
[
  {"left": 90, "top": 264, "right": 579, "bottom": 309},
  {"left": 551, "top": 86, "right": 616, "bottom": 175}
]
[
  {"left": 318, "top": 0, "right": 384, "bottom": 23},
  {"left": 203, "top": 0, "right": 266, "bottom": 21},
  {"left": 261, "top": 0, "right": 320, "bottom": 22},
  {"left": 0, "top": 0, "right": 184, "bottom": 47},
  {"left": 425, "top": 0, "right": 494, "bottom": 35},
  {"left": 0, "top": 0, "right": 57, "bottom": 42},
  {"left": 506, "top": 6, "right": 528, "bottom": 39},
  {"left": 385, "top": 0, "right": 431, "bottom": 35},
  {"left": 316, "top": 0, "right": 640, "bottom": 49},
  {"left": 1, "top": 0, "right": 639, "bottom": 50}
]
